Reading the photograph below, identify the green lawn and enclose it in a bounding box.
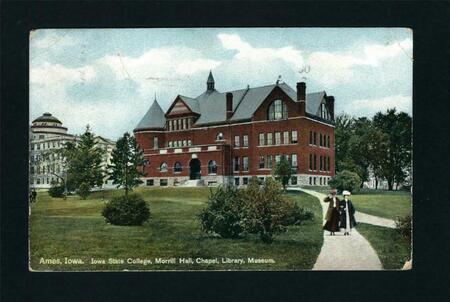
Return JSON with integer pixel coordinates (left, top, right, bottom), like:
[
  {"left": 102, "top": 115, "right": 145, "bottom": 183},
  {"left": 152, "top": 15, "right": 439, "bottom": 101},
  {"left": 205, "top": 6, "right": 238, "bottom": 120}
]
[
  {"left": 30, "top": 187, "right": 323, "bottom": 271},
  {"left": 356, "top": 223, "right": 412, "bottom": 269},
  {"left": 350, "top": 190, "right": 411, "bottom": 220}
]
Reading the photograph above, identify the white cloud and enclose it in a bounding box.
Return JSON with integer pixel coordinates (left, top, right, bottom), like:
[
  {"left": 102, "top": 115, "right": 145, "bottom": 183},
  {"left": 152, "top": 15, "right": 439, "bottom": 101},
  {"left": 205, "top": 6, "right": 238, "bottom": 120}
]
[
  {"left": 342, "top": 94, "right": 412, "bottom": 117},
  {"left": 30, "top": 30, "right": 79, "bottom": 51},
  {"left": 307, "top": 38, "right": 412, "bottom": 87},
  {"left": 218, "top": 33, "right": 303, "bottom": 67},
  {"left": 30, "top": 62, "right": 96, "bottom": 85}
]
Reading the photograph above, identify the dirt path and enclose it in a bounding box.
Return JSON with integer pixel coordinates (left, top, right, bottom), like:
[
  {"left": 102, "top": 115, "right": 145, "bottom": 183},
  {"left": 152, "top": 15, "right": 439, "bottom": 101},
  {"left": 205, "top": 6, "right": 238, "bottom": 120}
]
[{"left": 291, "top": 188, "right": 383, "bottom": 270}]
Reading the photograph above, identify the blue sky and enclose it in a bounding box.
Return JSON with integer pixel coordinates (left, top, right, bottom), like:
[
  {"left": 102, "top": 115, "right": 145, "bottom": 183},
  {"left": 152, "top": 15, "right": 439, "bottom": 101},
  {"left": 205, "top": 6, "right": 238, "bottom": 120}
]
[{"left": 30, "top": 28, "right": 412, "bottom": 139}]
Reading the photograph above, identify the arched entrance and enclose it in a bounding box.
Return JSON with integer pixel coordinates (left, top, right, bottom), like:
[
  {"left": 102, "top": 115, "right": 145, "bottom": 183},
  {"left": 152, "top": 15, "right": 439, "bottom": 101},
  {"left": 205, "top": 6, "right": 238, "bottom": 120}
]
[{"left": 189, "top": 158, "right": 201, "bottom": 180}]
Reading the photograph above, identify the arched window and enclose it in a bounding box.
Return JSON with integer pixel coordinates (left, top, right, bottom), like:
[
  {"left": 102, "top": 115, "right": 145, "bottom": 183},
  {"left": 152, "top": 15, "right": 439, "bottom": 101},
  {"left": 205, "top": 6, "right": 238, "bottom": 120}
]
[
  {"left": 160, "top": 162, "right": 168, "bottom": 172},
  {"left": 174, "top": 162, "right": 182, "bottom": 173},
  {"left": 216, "top": 132, "right": 224, "bottom": 140},
  {"left": 268, "top": 99, "right": 287, "bottom": 120},
  {"left": 208, "top": 160, "right": 217, "bottom": 174}
]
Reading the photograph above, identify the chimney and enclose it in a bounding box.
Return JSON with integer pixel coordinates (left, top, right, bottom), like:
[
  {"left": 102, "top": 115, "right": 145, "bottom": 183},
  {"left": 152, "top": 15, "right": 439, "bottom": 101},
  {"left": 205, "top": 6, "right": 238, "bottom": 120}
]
[
  {"left": 326, "top": 96, "right": 335, "bottom": 120},
  {"left": 297, "top": 82, "right": 306, "bottom": 116},
  {"left": 226, "top": 92, "right": 233, "bottom": 120}
]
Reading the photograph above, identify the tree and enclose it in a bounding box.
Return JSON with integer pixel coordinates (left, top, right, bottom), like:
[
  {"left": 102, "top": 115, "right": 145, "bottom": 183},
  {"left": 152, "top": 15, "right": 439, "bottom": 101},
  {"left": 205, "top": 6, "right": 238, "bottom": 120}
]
[
  {"left": 108, "top": 132, "right": 145, "bottom": 196},
  {"left": 373, "top": 109, "right": 412, "bottom": 190},
  {"left": 328, "top": 170, "right": 361, "bottom": 193},
  {"left": 334, "top": 114, "right": 355, "bottom": 172},
  {"left": 366, "top": 129, "right": 390, "bottom": 189},
  {"left": 64, "top": 125, "right": 105, "bottom": 199},
  {"left": 273, "top": 156, "right": 292, "bottom": 190}
]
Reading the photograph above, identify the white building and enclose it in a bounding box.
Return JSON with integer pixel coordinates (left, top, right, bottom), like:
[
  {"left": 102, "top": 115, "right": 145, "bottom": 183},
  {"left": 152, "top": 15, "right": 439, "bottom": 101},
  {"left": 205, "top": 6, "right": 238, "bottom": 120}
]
[{"left": 29, "top": 112, "right": 115, "bottom": 189}]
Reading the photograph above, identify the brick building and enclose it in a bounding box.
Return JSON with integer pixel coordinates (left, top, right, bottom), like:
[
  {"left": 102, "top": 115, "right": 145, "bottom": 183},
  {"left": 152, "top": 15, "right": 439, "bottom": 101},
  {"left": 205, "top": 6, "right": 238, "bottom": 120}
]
[{"left": 134, "top": 72, "right": 335, "bottom": 187}]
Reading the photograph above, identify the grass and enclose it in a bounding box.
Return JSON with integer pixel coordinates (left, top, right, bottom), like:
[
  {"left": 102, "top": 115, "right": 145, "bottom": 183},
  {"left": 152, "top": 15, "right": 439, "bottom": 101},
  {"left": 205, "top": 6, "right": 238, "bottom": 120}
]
[
  {"left": 356, "top": 223, "right": 412, "bottom": 269},
  {"left": 29, "top": 187, "right": 323, "bottom": 271},
  {"left": 350, "top": 190, "right": 411, "bottom": 220}
]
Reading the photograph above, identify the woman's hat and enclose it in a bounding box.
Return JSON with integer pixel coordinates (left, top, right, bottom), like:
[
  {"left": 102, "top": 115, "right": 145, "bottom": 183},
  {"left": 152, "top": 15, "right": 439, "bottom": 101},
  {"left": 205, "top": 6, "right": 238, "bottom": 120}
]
[{"left": 342, "top": 190, "right": 351, "bottom": 196}]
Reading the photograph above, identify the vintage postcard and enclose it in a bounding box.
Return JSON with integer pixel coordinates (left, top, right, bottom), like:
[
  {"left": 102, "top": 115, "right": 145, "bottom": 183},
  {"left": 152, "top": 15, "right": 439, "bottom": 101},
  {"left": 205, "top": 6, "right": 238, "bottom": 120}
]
[{"left": 29, "top": 28, "right": 412, "bottom": 271}]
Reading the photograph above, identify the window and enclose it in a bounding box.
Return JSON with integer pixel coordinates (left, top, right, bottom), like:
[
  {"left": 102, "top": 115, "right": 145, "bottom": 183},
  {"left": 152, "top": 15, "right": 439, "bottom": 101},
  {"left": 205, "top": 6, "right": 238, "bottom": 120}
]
[
  {"left": 234, "top": 178, "right": 240, "bottom": 186},
  {"left": 30, "top": 166, "right": 35, "bottom": 174},
  {"left": 259, "top": 133, "right": 265, "bottom": 146},
  {"left": 216, "top": 132, "right": 224, "bottom": 140},
  {"left": 233, "top": 157, "right": 240, "bottom": 172},
  {"left": 37, "top": 178, "right": 41, "bottom": 184},
  {"left": 258, "top": 177, "right": 265, "bottom": 185},
  {"left": 275, "top": 132, "right": 281, "bottom": 145},
  {"left": 178, "top": 140, "right": 182, "bottom": 147},
  {"left": 320, "top": 134, "right": 323, "bottom": 147},
  {"left": 267, "top": 133, "right": 273, "bottom": 145},
  {"left": 208, "top": 160, "right": 217, "bottom": 174},
  {"left": 174, "top": 162, "right": 182, "bottom": 173},
  {"left": 328, "top": 157, "right": 330, "bottom": 172},
  {"left": 309, "top": 154, "right": 313, "bottom": 170},
  {"left": 242, "top": 157, "right": 249, "bottom": 172},
  {"left": 275, "top": 154, "right": 281, "bottom": 163},
  {"left": 314, "top": 177, "right": 317, "bottom": 185},
  {"left": 291, "top": 176, "right": 298, "bottom": 185},
  {"left": 188, "top": 140, "right": 193, "bottom": 146},
  {"left": 243, "top": 177, "right": 249, "bottom": 185},
  {"left": 320, "top": 103, "right": 329, "bottom": 119},
  {"left": 168, "top": 120, "right": 172, "bottom": 131},
  {"left": 266, "top": 155, "right": 273, "bottom": 169},
  {"left": 313, "top": 154, "right": 317, "bottom": 170},
  {"left": 183, "top": 140, "right": 187, "bottom": 146},
  {"left": 169, "top": 141, "right": 173, "bottom": 148},
  {"left": 291, "top": 154, "right": 298, "bottom": 167},
  {"left": 183, "top": 118, "right": 187, "bottom": 130},
  {"left": 313, "top": 132, "right": 317, "bottom": 145},
  {"left": 234, "top": 135, "right": 240, "bottom": 147},
  {"left": 153, "top": 137, "right": 159, "bottom": 149},
  {"left": 320, "top": 177, "right": 323, "bottom": 185},
  {"left": 268, "top": 99, "right": 288, "bottom": 120},
  {"left": 160, "top": 162, "right": 168, "bottom": 172},
  {"left": 243, "top": 135, "right": 249, "bottom": 147},
  {"left": 291, "top": 130, "right": 298, "bottom": 143},
  {"left": 327, "top": 136, "right": 331, "bottom": 148},
  {"left": 259, "top": 155, "right": 265, "bottom": 169},
  {"left": 178, "top": 119, "right": 182, "bottom": 130},
  {"left": 283, "top": 131, "right": 289, "bottom": 144},
  {"left": 309, "top": 131, "right": 313, "bottom": 145},
  {"left": 320, "top": 156, "right": 323, "bottom": 171},
  {"left": 160, "top": 179, "right": 168, "bottom": 186}
]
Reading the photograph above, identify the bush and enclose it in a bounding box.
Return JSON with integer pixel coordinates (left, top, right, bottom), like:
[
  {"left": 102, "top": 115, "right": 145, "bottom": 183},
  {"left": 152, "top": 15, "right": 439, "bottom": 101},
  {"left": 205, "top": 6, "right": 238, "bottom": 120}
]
[
  {"left": 77, "top": 182, "right": 91, "bottom": 199},
  {"left": 395, "top": 215, "right": 411, "bottom": 241},
  {"left": 328, "top": 170, "right": 361, "bottom": 193},
  {"left": 280, "top": 202, "right": 314, "bottom": 226},
  {"left": 48, "top": 181, "right": 65, "bottom": 198},
  {"left": 102, "top": 194, "right": 150, "bottom": 226},
  {"left": 241, "top": 177, "right": 300, "bottom": 243},
  {"left": 198, "top": 185, "right": 244, "bottom": 239}
]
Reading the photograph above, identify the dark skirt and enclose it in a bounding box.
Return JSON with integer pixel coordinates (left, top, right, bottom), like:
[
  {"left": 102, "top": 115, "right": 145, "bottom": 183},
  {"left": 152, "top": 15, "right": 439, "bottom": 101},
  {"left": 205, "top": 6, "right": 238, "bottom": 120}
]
[{"left": 323, "top": 208, "right": 340, "bottom": 232}]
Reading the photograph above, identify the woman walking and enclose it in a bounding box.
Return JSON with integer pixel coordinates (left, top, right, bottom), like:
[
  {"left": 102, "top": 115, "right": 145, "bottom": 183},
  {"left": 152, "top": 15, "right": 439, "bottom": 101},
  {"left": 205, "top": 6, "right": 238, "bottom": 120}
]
[
  {"left": 339, "top": 190, "right": 357, "bottom": 235},
  {"left": 323, "top": 188, "right": 340, "bottom": 236}
]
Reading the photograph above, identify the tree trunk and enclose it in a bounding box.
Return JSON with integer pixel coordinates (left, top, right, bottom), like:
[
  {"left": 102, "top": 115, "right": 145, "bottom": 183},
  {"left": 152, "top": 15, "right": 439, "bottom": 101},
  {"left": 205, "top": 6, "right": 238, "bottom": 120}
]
[
  {"left": 375, "top": 177, "right": 378, "bottom": 190},
  {"left": 387, "top": 178, "right": 393, "bottom": 191}
]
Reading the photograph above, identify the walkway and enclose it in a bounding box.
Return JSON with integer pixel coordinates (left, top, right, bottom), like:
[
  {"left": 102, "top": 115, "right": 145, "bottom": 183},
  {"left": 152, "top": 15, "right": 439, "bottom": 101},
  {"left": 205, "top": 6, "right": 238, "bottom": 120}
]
[
  {"left": 290, "top": 188, "right": 383, "bottom": 270},
  {"left": 355, "top": 211, "right": 396, "bottom": 228}
]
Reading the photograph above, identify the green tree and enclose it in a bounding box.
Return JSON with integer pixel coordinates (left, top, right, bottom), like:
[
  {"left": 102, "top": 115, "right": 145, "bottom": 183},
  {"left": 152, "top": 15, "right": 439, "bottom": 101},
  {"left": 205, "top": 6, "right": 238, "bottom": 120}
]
[
  {"left": 108, "top": 132, "right": 145, "bottom": 196},
  {"left": 328, "top": 170, "right": 361, "bottom": 193},
  {"left": 64, "top": 126, "right": 105, "bottom": 199},
  {"left": 373, "top": 109, "right": 412, "bottom": 190},
  {"left": 366, "top": 129, "right": 390, "bottom": 189},
  {"left": 334, "top": 114, "right": 355, "bottom": 172},
  {"left": 273, "top": 156, "right": 292, "bottom": 191}
]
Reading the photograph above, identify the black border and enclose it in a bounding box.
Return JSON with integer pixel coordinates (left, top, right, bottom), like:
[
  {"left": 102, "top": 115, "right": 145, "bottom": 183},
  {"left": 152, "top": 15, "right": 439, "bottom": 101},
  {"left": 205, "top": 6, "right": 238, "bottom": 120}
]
[{"left": 2, "top": 1, "right": 450, "bottom": 301}]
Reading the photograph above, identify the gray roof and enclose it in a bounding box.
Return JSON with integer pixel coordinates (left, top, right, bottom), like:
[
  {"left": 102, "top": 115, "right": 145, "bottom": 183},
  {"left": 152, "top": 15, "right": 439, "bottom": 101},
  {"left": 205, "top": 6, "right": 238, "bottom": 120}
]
[
  {"left": 179, "top": 95, "right": 200, "bottom": 114},
  {"left": 32, "top": 112, "right": 62, "bottom": 124},
  {"left": 192, "top": 82, "right": 327, "bottom": 125},
  {"left": 134, "top": 100, "right": 166, "bottom": 130}
]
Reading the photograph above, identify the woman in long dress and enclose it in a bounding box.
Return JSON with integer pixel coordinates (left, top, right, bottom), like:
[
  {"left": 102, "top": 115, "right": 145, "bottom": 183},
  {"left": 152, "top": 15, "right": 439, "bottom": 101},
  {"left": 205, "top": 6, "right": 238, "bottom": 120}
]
[
  {"left": 339, "top": 190, "right": 357, "bottom": 235},
  {"left": 323, "top": 188, "right": 340, "bottom": 236}
]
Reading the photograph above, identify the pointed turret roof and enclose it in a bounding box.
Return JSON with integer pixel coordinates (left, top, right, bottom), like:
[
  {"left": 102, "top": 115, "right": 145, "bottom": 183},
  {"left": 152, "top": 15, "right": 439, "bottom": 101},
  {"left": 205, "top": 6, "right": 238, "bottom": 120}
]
[
  {"left": 134, "top": 100, "right": 166, "bottom": 131},
  {"left": 207, "top": 70, "right": 215, "bottom": 83}
]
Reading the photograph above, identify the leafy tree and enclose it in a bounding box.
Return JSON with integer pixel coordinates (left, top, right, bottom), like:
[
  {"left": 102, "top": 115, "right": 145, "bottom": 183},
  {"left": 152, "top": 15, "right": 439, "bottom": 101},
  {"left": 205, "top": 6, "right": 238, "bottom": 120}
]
[
  {"left": 334, "top": 114, "right": 355, "bottom": 172},
  {"left": 64, "top": 125, "right": 105, "bottom": 199},
  {"left": 48, "top": 180, "right": 65, "bottom": 198},
  {"left": 366, "top": 129, "right": 390, "bottom": 189},
  {"left": 102, "top": 194, "right": 150, "bottom": 226},
  {"left": 373, "top": 109, "right": 412, "bottom": 190},
  {"left": 328, "top": 170, "right": 361, "bottom": 193},
  {"left": 273, "top": 156, "right": 293, "bottom": 190},
  {"left": 108, "top": 132, "right": 145, "bottom": 196}
]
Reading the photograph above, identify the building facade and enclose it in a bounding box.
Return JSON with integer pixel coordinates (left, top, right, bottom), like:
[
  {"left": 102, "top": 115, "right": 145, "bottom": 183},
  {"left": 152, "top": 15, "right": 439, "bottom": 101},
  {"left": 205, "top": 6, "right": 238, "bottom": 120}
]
[
  {"left": 29, "top": 113, "right": 115, "bottom": 189},
  {"left": 134, "top": 72, "right": 335, "bottom": 187}
]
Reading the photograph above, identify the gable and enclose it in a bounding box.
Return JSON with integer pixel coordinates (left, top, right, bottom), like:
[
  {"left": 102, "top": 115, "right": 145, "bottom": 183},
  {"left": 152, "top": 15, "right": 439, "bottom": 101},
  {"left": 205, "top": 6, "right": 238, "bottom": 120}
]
[{"left": 166, "top": 98, "right": 193, "bottom": 117}]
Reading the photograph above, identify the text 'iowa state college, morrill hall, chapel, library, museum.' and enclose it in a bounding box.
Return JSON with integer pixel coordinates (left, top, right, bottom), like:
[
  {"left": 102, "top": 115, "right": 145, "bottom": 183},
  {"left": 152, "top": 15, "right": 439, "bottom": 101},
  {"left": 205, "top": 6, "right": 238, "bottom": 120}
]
[{"left": 134, "top": 72, "right": 335, "bottom": 187}]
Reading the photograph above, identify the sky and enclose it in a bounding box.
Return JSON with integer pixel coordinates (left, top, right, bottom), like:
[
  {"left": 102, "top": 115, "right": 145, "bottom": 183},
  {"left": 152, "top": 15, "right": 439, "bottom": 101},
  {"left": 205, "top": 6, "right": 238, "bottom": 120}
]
[{"left": 30, "top": 28, "right": 412, "bottom": 140}]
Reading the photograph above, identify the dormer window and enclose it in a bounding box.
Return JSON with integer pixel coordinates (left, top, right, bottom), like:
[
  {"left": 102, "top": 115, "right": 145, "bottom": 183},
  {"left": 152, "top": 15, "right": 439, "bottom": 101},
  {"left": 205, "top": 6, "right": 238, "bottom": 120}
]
[
  {"left": 268, "top": 99, "right": 287, "bottom": 120},
  {"left": 320, "top": 103, "right": 329, "bottom": 119}
]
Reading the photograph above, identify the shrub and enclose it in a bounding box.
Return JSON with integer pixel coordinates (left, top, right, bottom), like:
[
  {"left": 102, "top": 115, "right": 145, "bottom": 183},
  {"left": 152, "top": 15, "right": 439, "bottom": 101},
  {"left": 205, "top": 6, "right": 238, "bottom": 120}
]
[
  {"left": 48, "top": 181, "right": 65, "bottom": 198},
  {"left": 77, "top": 182, "right": 91, "bottom": 199},
  {"left": 241, "top": 177, "right": 299, "bottom": 244},
  {"left": 102, "top": 194, "right": 150, "bottom": 226},
  {"left": 395, "top": 215, "right": 412, "bottom": 241},
  {"left": 328, "top": 170, "right": 361, "bottom": 193},
  {"left": 198, "top": 185, "right": 244, "bottom": 238},
  {"left": 280, "top": 202, "right": 314, "bottom": 226}
]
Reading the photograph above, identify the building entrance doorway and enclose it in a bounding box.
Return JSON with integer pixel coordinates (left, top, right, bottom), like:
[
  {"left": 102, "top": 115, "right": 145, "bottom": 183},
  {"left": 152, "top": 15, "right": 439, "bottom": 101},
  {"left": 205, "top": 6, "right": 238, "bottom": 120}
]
[{"left": 189, "top": 158, "right": 201, "bottom": 180}]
